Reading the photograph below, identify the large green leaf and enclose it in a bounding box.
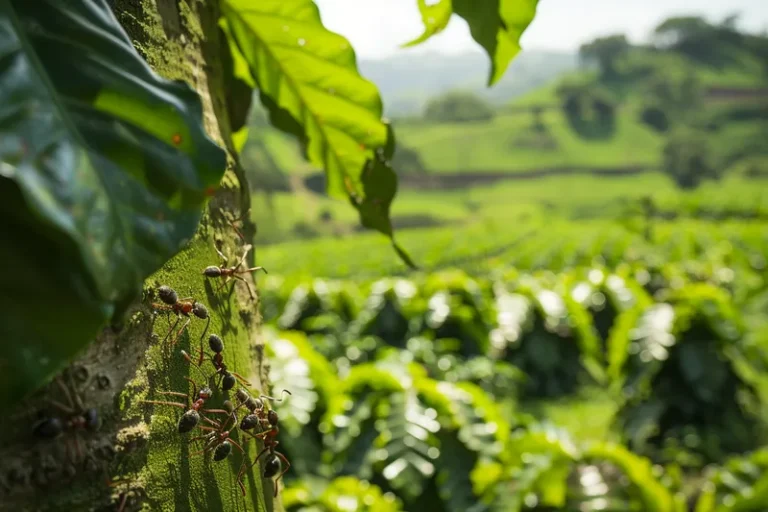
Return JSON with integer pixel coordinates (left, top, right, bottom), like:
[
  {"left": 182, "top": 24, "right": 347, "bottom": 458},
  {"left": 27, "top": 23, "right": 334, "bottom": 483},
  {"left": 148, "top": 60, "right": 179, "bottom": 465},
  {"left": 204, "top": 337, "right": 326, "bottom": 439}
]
[
  {"left": 221, "top": 0, "right": 414, "bottom": 267},
  {"left": 407, "top": 0, "right": 540, "bottom": 85},
  {"left": 0, "top": 1, "right": 225, "bottom": 404}
]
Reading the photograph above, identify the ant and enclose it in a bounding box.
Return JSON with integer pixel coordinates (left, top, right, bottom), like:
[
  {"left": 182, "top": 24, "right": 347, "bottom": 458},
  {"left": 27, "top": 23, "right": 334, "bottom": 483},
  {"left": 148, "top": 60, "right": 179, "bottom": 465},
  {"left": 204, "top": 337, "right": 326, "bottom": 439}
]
[
  {"left": 32, "top": 374, "right": 101, "bottom": 463},
  {"left": 202, "top": 243, "right": 266, "bottom": 299},
  {"left": 151, "top": 285, "right": 209, "bottom": 345},
  {"left": 190, "top": 409, "right": 246, "bottom": 463},
  {"left": 203, "top": 209, "right": 266, "bottom": 299},
  {"left": 236, "top": 413, "right": 290, "bottom": 497},
  {"left": 138, "top": 373, "right": 228, "bottom": 434},
  {"left": 182, "top": 333, "right": 251, "bottom": 391},
  {"left": 233, "top": 389, "right": 290, "bottom": 435}
]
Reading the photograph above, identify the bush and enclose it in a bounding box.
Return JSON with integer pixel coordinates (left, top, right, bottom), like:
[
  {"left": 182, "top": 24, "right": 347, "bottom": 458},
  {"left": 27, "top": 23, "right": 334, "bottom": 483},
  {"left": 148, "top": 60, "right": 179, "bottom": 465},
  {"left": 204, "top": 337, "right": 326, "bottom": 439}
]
[
  {"left": 662, "top": 128, "right": 719, "bottom": 189},
  {"left": 423, "top": 91, "right": 495, "bottom": 123}
]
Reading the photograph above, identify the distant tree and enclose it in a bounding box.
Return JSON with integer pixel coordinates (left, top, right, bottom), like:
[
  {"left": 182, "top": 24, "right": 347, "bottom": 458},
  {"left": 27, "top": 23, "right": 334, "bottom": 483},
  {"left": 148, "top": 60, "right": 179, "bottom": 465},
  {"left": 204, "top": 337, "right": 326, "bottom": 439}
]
[
  {"left": 557, "top": 81, "right": 617, "bottom": 139},
  {"left": 663, "top": 128, "right": 719, "bottom": 189},
  {"left": 392, "top": 144, "right": 427, "bottom": 175},
  {"left": 579, "top": 34, "right": 631, "bottom": 78},
  {"left": 639, "top": 69, "right": 703, "bottom": 132},
  {"left": 654, "top": 15, "right": 745, "bottom": 67},
  {"left": 423, "top": 90, "right": 495, "bottom": 123}
]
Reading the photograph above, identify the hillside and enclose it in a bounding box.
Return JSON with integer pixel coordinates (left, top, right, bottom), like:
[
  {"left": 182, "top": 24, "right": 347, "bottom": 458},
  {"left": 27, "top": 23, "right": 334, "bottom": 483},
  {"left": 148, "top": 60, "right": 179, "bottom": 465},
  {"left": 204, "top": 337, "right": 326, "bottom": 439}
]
[{"left": 358, "top": 49, "right": 578, "bottom": 116}]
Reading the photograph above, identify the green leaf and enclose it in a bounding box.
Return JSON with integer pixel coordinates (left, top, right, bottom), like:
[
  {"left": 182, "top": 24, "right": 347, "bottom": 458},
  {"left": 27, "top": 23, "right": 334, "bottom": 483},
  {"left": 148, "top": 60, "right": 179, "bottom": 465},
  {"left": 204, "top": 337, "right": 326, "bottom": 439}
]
[
  {"left": 452, "top": 0, "right": 539, "bottom": 85},
  {"left": 403, "top": 0, "right": 453, "bottom": 47},
  {"left": 221, "top": 0, "right": 414, "bottom": 267},
  {"left": 0, "top": 1, "right": 226, "bottom": 405}
]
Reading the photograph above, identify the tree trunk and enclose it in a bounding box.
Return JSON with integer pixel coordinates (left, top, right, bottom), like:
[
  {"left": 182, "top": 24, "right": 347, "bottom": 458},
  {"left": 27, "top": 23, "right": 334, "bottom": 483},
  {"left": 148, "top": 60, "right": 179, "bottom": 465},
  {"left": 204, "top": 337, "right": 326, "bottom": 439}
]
[{"left": 0, "top": 1, "right": 272, "bottom": 511}]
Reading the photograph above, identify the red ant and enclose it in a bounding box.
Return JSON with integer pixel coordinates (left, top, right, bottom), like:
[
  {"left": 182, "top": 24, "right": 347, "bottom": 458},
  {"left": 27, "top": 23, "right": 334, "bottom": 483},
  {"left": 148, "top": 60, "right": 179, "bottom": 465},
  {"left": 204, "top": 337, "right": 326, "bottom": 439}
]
[
  {"left": 233, "top": 389, "right": 290, "bottom": 435},
  {"left": 202, "top": 243, "right": 266, "bottom": 299},
  {"left": 138, "top": 374, "right": 228, "bottom": 434},
  {"left": 236, "top": 413, "right": 290, "bottom": 497},
  {"left": 182, "top": 333, "right": 251, "bottom": 391},
  {"left": 234, "top": 389, "right": 291, "bottom": 497},
  {"left": 189, "top": 409, "right": 246, "bottom": 463},
  {"left": 32, "top": 374, "right": 100, "bottom": 463},
  {"left": 151, "top": 285, "right": 209, "bottom": 345}
]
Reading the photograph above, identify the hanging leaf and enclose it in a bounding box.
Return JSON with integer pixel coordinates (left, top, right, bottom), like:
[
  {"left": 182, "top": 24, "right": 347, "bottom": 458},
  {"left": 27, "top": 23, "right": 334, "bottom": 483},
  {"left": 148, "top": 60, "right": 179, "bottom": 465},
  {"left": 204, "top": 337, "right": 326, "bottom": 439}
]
[
  {"left": 221, "top": 0, "right": 414, "bottom": 267},
  {"left": 0, "top": 0, "right": 226, "bottom": 405},
  {"left": 452, "top": 0, "right": 539, "bottom": 85},
  {"left": 403, "top": 0, "right": 453, "bottom": 47}
]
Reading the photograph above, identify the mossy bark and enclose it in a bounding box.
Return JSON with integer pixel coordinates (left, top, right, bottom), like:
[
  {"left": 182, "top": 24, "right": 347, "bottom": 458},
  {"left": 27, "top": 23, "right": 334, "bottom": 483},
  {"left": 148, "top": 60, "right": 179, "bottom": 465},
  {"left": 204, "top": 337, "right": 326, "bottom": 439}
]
[{"left": 0, "top": 1, "right": 272, "bottom": 511}]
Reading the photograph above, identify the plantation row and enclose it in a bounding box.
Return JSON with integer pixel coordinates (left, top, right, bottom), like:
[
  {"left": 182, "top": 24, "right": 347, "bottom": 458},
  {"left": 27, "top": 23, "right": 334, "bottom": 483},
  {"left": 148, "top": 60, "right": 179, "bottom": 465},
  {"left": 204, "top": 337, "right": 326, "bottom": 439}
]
[
  {"left": 256, "top": 216, "right": 768, "bottom": 279},
  {"left": 256, "top": 268, "right": 768, "bottom": 511}
]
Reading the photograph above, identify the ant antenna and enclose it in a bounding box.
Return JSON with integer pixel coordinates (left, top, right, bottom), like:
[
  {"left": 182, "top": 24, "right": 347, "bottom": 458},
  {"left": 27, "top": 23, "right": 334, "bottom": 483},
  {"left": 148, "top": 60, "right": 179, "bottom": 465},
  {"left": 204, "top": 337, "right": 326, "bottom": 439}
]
[
  {"left": 260, "top": 389, "right": 292, "bottom": 403},
  {"left": 180, "top": 350, "right": 212, "bottom": 384}
]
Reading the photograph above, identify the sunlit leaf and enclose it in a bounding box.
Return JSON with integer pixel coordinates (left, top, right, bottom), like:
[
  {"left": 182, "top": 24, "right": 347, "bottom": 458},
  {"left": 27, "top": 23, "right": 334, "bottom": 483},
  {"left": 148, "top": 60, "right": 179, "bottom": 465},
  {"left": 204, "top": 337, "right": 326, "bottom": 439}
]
[
  {"left": 403, "top": 0, "right": 453, "bottom": 47},
  {"left": 0, "top": 0, "right": 225, "bottom": 405},
  {"left": 221, "top": 0, "right": 413, "bottom": 266},
  {"left": 451, "top": 0, "right": 539, "bottom": 85}
]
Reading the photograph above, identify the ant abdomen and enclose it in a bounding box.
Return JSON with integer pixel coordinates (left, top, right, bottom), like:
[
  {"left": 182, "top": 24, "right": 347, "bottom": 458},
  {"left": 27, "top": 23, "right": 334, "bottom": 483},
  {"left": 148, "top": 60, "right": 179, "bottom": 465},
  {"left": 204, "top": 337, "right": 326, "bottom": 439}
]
[
  {"left": 214, "top": 441, "right": 232, "bottom": 461},
  {"left": 33, "top": 417, "right": 63, "bottom": 439},
  {"left": 267, "top": 410, "right": 278, "bottom": 426},
  {"left": 263, "top": 454, "right": 281, "bottom": 478},
  {"left": 157, "top": 286, "right": 178, "bottom": 305},
  {"left": 178, "top": 409, "right": 200, "bottom": 433},
  {"left": 222, "top": 373, "right": 237, "bottom": 391},
  {"left": 208, "top": 334, "right": 224, "bottom": 353},
  {"left": 240, "top": 414, "right": 260, "bottom": 431},
  {"left": 83, "top": 408, "right": 100, "bottom": 431},
  {"left": 203, "top": 266, "right": 222, "bottom": 277}
]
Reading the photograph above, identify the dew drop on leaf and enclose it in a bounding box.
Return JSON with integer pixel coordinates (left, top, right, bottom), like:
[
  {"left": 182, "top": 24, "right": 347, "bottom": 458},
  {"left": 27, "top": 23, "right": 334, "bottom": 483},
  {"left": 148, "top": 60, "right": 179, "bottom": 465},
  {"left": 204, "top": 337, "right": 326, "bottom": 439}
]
[
  {"left": 282, "top": 25, "right": 289, "bottom": 31},
  {"left": 297, "top": 38, "right": 306, "bottom": 46}
]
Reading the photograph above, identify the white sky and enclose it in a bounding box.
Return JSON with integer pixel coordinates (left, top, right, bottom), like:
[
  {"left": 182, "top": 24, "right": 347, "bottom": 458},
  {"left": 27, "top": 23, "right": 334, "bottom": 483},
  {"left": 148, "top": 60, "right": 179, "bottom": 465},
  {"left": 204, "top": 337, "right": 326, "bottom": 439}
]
[{"left": 313, "top": 0, "right": 768, "bottom": 59}]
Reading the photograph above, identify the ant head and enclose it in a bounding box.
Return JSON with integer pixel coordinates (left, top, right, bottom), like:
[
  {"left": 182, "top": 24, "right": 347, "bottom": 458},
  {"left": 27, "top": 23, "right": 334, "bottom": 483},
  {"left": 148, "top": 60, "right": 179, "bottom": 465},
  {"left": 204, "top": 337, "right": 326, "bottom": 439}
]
[
  {"left": 263, "top": 453, "right": 281, "bottom": 478},
  {"left": 214, "top": 441, "right": 232, "bottom": 461},
  {"left": 267, "top": 410, "right": 278, "bottom": 427},
  {"left": 247, "top": 396, "right": 264, "bottom": 411},
  {"left": 193, "top": 303, "right": 208, "bottom": 319},
  {"left": 203, "top": 266, "right": 222, "bottom": 277},
  {"left": 200, "top": 387, "right": 213, "bottom": 399},
  {"left": 83, "top": 408, "right": 100, "bottom": 431},
  {"left": 222, "top": 373, "right": 236, "bottom": 391},
  {"left": 208, "top": 334, "right": 224, "bottom": 353},
  {"left": 157, "top": 286, "right": 178, "bottom": 305}
]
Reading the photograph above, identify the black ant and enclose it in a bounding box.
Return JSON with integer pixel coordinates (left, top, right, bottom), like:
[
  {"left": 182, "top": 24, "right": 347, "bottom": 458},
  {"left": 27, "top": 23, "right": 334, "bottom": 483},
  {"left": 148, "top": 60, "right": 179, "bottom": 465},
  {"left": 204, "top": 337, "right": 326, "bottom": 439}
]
[
  {"left": 32, "top": 375, "right": 101, "bottom": 462},
  {"left": 189, "top": 409, "right": 246, "bottom": 463},
  {"left": 236, "top": 412, "right": 290, "bottom": 497},
  {"left": 151, "top": 285, "right": 209, "bottom": 345},
  {"left": 182, "top": 334, "right": 251, "bottom": 391},
  {"left": 233, "top": 389, "right": 290, "bottom": 435},
  {"left": 138, "top": 374, "right": 228, "bottom": 434}
]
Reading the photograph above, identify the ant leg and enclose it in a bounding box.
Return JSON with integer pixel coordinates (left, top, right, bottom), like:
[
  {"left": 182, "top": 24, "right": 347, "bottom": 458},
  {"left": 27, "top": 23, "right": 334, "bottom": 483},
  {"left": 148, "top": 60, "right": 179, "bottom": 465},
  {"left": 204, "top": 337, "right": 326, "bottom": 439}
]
[
  {"left": 214, "top": 242, "right": 228, "bottom": 267},
  {"left": 49, "top": 398, "right": 76, "bottom": 415},
  {"left": 161, "top": 316, "right": 181, "bottom": 344},
  {"left": 229, "top": 370, "right": 252, "bottom": 387},
  {"left": 233, "top": 275, "right": 255, "bottom": 300},
  {"left": 139, "top": 400, "right": 188, "bottom": 409},
  {"left": 181, "top": 351, "right": 210, "bottom": 384},
  {"left": 200, "top": 316, "right": 210, "bottom": 345},
  {"left": 171, "top": 319, "right": 191, "bottom": 346},
  {"left": 233, "top": 244, "right": 253, "bottom": 272},
  {"left": 55, "top": 376, "right": 77, "bottom": 412},
  {"left": 241, "top": 266, "right": 267, "bottom": 275},
  {"left": 273, "top": 452, "right": 291, "bottom": 497},
  {"left": 155, "top": 391, "right": 189, "bottom": 398},
  {"left": 200, "top": 408, "right": 231, "bottom": 416},
  {"left": 201, "top": 416, "right": 222, "bottom": 428}
]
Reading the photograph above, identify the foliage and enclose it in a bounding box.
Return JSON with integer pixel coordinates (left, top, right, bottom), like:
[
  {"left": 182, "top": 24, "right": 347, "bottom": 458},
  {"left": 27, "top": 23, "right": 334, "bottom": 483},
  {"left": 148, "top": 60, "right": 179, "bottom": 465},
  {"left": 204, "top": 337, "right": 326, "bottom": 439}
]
[
  {"left": 405, "top": 0, "right": 540, "bottom": 85},
  {"left": 0, "top": 0, "right": 226, "bottom": 405},
  {"left": 423, "top": 91, "right": 496, "bottom": 123},
  {"left": 579, "top": 34, "right": 632, "bottom": 78},
  {"left": 663, "top": 128, "right": 719, "bottom": 189},
  {"left": 283, "top": 476, "right": 404, "bottom": 512}
]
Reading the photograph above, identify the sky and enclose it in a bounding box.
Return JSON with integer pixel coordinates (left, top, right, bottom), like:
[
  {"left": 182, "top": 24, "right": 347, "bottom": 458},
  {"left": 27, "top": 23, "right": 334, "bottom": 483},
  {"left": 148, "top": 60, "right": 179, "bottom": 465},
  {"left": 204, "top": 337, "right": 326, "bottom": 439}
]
[{"left": 313, "top": 0, "right": 768, "bottom": 59}]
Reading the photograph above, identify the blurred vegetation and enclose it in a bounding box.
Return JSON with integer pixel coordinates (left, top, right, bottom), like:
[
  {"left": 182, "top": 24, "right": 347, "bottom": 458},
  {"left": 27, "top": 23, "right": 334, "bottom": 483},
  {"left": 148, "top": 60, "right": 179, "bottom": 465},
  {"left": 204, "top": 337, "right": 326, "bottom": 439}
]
[{"left": 238, "top": 11, "right": 768, "bottom": 512}]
